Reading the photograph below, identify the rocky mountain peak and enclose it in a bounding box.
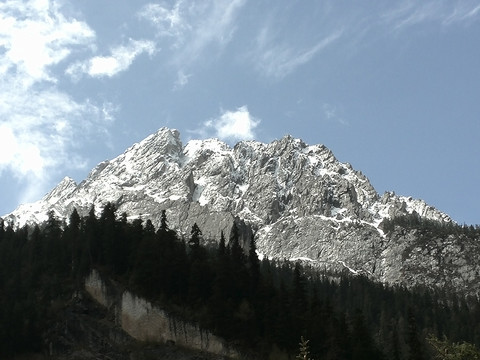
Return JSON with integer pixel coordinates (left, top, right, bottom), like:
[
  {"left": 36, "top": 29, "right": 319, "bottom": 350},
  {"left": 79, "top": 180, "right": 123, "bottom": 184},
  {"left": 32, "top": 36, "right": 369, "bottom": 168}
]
[
  {"left": 183, "top": 138, "right": 231, "bottom": 166},
  {"left": 44, "top": 177, "right": 78, "bottom": 203},
  {"left": 2, "top": 128, "right": 451, "bottom": 230},
  {"left": 4, "top": 127, "right": 477, "bottom": 296},
  {"left": 144, "top": 127, "right": 183, "bottom": 158}
]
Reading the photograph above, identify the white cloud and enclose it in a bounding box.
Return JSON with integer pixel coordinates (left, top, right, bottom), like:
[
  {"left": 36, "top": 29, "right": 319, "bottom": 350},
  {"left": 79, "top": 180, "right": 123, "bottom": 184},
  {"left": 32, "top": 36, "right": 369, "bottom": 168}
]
[
  {"left": 0, "top": 0, "right": 95, "bottom": 85},
  {"left": 246, "top": 2, "right": 480, "bottom": 81},
  {"left": 253, "top": 27, "right": 343, "bottom": 79},
  {"left": 0, "top": 0, "right": 114, "bottom": 206},
  {"left": 173, "top": 70, "right": 191, "bottom": 90},
  {"left": 382, "top": 1, "right": 480, "bottom": 31},
  {"left": 137, "top": 2, "right": 186, "bottom": 39},
  {"left": 443, "top": 3, "right": 480, "bottom": 24},
  {"left": 66, "top": 39, "right": 156, "bottom": 79},
  {"left": 139, "top": 0, "right": 246, "bottom": 67},
  {"left": 202, "top": 106, "right": 260, "bottom": 142},
  {"left": 0, "top": 76, "right": 113, "bottom": 204},
  {"left": 322, "top": 103, "right": 348, "bottom": 126}
]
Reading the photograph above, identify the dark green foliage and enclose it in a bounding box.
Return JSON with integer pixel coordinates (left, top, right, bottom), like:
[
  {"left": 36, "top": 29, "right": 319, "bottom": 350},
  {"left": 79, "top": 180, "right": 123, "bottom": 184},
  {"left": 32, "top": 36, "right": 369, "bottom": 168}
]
[
  {"left": 0, "top": 216, "right": 68, "bottom": 356},
  {"left": 189, "top": 222, "right": 202, "bottom": 249},
  {"left": 248, "top": 233, "right": 260, "bottom": 294},
  {"left": 351, "top": 310, "right": 384, "bottom": 360},
  {"left": 381, "top": 212, "right": 480, "bottom": 239},
  {"left": 296, "top": 336, "right": 313, "bottom": 360},
  {"left": 160, "top": 209, "right": 168, "bottom": 231},
  {"left": 187, "top": 224, "right": 211, "bottom": 307},
  {"left": 407, "top": 308, "right": 427, "bottom": 360},
  {"left": 1, "top": 207, "right": 479, "bottom": 359},
  {"left": 427, "top": 334, "right": 480, "bottom": 359}
]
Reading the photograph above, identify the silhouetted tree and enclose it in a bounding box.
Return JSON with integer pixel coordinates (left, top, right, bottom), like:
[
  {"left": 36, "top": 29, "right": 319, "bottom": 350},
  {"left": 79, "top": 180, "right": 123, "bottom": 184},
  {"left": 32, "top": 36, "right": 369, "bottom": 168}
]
[
  {"left": 248, "top": 233, "right": 260, "bottom": 294},
  {"left": 407, "top": 308, "right": 426, "bottom": 360},
  {"left": 160, "top": 209, "right": 168, "bottom": 231},
  {"left": 189, "top": 222, "right": 202, "bottom": 249}
]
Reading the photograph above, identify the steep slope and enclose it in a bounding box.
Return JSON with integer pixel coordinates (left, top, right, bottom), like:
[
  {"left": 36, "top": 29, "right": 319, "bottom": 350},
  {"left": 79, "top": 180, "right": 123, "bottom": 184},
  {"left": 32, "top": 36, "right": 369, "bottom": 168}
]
[{"left": 3, "top": 127, "right": 478, "bottom": 296}]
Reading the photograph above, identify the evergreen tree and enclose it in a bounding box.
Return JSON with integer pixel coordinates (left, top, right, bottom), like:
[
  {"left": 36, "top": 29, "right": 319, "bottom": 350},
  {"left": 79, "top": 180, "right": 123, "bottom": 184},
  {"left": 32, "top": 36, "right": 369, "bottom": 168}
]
[
  {"left": 228, "top": 222, "right": 249, "bottom": 303},
  {"left": 0, "top": 218, "right": 4, "bottom": 243},
  {"left": 219, "top": 230, "right": 227, "bottom": 257},
  {"left": 144, "top": 218, "right": 155, "bottom": 235},
  {"left": 407, "top": 308, "right": 426, "bottom": 360},
  {"left": 210, "top": 230, "right": 231, "bottom": 334},
  {"left": 389, "top": 319, "right": 402, "bottom": 360},
  {"left": 292, "top": 262, "right": 307, "bottom": 339},
  {"left": 100, "top": 202, "right": 117, "bottom": 270},
  {"left": 351, "top": 309, "right": 383, "bottom": 360},
  {"left": 427, "top": 334, "right": 480, "bottom": 360},
  {"left": 160, "top": 209, "right": 168, "bottom": 232},
  {"left": 65, "top": 208, "right": 82, "bottom": 285},
  {"left": 44, "top": 210, "right": 66, "bottom": 273},
  {"left": 84, "top": 205, "right": 99, "bottom": 265},
  {"left": 248, "top": 233, "right": 260, "bottom": 294},
  {"left": 28, "top": 224, "right": 44, "bottom": 275},
  {"left": 187, "top": 223, "right": 212, "bottom": 306},
  {"left": 1, "top": 200, "right": 479, "bottom": 359},
  {"left": 296, "top": 336, "right": 314, "bottom": 360},
  {"left": 189, "top": 222, "right": 202, "bottom": 249}
]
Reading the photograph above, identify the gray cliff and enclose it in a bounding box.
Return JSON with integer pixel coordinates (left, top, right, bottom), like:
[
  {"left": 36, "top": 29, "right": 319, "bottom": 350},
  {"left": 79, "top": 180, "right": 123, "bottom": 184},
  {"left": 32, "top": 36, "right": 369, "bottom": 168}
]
[{"left": 84, "top": 270, "right": 238, "bottom": 358}]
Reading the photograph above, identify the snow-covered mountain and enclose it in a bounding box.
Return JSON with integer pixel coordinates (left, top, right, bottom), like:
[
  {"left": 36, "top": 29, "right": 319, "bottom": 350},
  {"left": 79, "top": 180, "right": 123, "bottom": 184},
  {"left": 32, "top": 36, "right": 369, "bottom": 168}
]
[{"left": 3, "top": 128, "right": 479, "bottom": 296}]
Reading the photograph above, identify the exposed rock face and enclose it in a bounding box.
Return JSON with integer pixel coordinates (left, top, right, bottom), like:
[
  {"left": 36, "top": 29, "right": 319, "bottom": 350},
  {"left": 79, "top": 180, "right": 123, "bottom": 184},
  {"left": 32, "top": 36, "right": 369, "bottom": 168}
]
[
  {"left": 379, "top": 227, "right": 480, "bottom": 294},
  {"left": 4, "top": 127, "right": 478, "bottom": 296},
  {"left": 43, "top": 270, "right": 239, "bottom": 360},
  {"left": 85, "top": 270, "right": 238, "bottom": 358},
  {"left": 121, "top": 292, "right": 231, "bottom": 355}
]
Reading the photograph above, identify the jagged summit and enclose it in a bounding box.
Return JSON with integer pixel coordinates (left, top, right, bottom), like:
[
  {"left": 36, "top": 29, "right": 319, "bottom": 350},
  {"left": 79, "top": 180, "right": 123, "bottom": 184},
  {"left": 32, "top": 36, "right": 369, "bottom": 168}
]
[
  {"left": 44, "top": 177, "right": 78, "bottom": 203},
  {"left": 2, "top": 126, "right": 451, "bottom": 234},
  {"left": 4, "top": 127, "right": 477, "bottom": 296}
]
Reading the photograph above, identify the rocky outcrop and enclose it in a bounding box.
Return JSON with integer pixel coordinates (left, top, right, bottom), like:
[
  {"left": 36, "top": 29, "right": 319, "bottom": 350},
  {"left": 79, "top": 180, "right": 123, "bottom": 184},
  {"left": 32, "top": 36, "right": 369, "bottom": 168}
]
[
  {"left": 85, "top": 270, "right": 238, "bottom": 358},
  {"left": 5, "top": 127, "right": 478, "bottom": 296},
  {"left": 379, "top": 227, "right": 480, "bottom": 295}
]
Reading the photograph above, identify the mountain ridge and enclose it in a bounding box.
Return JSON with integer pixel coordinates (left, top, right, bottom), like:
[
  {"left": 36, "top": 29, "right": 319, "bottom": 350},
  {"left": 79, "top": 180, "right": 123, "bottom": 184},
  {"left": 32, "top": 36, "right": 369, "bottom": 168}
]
[
  {"left": 3, "top": 127, "right": 478, "bottom": 296},
  {"left": 2, "top": 127, "right": 451, "bottom": 227}
]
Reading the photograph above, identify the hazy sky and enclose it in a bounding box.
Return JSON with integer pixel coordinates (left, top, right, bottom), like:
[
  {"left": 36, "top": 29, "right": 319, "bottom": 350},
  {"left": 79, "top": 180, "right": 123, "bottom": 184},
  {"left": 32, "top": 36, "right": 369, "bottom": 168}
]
[{"left": 0, "top": 0, "right": 479, "bottom": 225}]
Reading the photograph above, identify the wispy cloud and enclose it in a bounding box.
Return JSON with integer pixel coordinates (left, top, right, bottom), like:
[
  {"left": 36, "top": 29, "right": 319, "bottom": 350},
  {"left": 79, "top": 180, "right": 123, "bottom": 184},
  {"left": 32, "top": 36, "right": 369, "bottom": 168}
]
[
  {"left": 381, "top": 1, "right": 480, "bottom": 31},
  {"left": 192, "top": 106, "right": 260, "bottom": 143},
  {"left": 382, "top": 2, "right": 438, "bottom": 31},
  {"left": 249, "top": 1, "right": 480, "bottom": 81},
  {"left": 173, "top": 70, "right": 192, "bottom": 90},
  {"left": 322, "top": 103, "right": 348, "bottom": 126},
  {"left": 66, "top": 39, "right": 156, "bottom": 80},
  {"left": 138, "top": 0, "right": 246, "bottom": 67},
  {"left": 137, "top": 2, "right": 186, "bottom": 39},
  {"left": 0, "top": 0, "right": 114, "bottom": 205},
  {"left": 253, "top": 28, "right": 343, "bottom": 79},
  {"left": 443, "top": 3, "right": 480, "bottom": 25}
]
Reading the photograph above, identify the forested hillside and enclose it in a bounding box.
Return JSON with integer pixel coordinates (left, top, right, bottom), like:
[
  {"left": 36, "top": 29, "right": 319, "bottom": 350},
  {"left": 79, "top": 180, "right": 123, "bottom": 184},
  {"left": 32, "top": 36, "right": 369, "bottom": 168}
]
[{"left": 1, "top": 204, "right": 479, "bottom": 359}]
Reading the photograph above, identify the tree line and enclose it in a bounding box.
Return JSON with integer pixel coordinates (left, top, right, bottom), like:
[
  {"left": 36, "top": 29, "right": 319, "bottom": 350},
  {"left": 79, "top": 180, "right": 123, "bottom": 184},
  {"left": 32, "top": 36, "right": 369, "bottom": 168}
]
[
  {"left": 380, "top": 212, "right": 480, "bottom": 238},
  {"left": 0, "top": 205, "right": 479, "bottom": 359}
]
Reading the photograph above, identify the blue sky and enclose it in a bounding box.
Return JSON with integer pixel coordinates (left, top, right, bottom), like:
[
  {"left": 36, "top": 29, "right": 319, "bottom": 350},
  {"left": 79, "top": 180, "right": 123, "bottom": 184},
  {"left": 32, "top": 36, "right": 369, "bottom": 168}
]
[{"left": 0, "top": 0, "right": 479, "bottom": 225}]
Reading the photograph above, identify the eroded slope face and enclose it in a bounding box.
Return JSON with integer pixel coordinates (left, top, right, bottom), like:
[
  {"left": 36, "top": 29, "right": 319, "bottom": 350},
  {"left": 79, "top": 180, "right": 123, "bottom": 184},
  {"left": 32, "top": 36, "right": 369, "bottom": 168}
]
[{"left": 5, "top": 127, "right": 477, "bottom": 296}]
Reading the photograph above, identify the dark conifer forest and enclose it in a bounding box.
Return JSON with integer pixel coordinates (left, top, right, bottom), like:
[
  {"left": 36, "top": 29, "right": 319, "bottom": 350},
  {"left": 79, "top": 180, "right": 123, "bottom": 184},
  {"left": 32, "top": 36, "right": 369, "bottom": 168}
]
[{"left": 1, "top": 205, "right": 480, "bottom": 359}]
